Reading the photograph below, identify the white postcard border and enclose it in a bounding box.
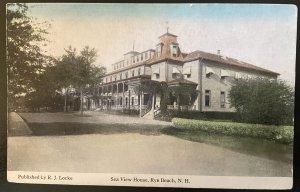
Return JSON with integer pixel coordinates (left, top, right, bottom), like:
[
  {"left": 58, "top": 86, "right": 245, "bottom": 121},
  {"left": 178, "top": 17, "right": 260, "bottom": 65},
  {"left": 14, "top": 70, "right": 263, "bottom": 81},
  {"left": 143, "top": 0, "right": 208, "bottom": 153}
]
[{"left": 7, "top": 171, "right": 293, "bottom": 189}]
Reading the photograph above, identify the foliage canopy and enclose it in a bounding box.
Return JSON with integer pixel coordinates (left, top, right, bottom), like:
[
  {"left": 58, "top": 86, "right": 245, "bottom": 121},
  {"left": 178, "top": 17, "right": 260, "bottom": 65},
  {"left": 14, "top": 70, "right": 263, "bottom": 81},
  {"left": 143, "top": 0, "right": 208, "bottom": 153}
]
[{"left": 229, "top": 78, "right": 294, "bottom": 125}]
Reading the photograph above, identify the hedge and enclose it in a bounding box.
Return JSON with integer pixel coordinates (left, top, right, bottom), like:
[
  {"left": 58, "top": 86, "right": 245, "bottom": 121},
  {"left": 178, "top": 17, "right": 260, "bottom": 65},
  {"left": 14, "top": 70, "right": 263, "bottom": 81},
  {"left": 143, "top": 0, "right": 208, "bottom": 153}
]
[
  {"left": 172, "top": 118, "right": 294, "bottom": 144},
  {"left": 155, "top": 110, "right": 237, "bottom": 122}
]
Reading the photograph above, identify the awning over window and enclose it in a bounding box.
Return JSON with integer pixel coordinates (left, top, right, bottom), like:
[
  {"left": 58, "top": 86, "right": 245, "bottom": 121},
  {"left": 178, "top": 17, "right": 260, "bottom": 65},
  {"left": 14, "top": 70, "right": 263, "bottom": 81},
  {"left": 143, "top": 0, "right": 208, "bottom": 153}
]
[
  {"left": 221, "top": 69, "right": 230, "bottom": 77},
  {"left": 153, "top": 67, "right": 160, "bottom": 74},
  {"left": 172, "top": 67, "right": 181, "bottom": 74},
  {"left": 183, "top": 67, "right": 191, "bottom": 75},
  {"left": 206, "top": 66, "right": 215, "bottom": 74}
]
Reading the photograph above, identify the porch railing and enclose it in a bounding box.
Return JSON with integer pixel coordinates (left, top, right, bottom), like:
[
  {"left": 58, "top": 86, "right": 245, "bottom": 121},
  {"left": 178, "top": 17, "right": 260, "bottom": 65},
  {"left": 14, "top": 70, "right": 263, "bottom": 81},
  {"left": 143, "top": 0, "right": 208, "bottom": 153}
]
[{"left": 167, "top": 105, "right": 196, "bottom": 111}]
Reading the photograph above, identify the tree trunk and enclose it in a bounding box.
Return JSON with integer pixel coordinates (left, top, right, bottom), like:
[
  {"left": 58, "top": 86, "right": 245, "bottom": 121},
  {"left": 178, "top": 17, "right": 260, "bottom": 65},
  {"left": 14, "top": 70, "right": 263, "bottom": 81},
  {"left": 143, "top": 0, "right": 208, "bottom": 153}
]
[
  {"left": 80, "top": 87, "right": 83, "bottom": 116},
  {"left": 64, "top": 88, "right": 69, "bottom": 112},
  {"left": 160, "top": 89, "right": 167, "bottom": 113}
]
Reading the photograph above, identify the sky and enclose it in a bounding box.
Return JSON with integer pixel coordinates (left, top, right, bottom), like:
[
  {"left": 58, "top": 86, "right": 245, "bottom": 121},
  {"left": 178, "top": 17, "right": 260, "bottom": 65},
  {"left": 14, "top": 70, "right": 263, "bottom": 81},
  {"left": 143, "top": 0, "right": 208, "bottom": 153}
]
[{"left": 27, "top": 3, "right": 297, "bottom": 85}]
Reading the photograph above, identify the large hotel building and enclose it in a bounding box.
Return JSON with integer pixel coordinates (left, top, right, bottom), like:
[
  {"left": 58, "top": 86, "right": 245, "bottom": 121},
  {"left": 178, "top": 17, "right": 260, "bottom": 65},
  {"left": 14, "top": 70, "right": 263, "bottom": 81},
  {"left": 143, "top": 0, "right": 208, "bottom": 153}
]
[{"left": 85, "top": 32, "right": 279, "bottom": 116}]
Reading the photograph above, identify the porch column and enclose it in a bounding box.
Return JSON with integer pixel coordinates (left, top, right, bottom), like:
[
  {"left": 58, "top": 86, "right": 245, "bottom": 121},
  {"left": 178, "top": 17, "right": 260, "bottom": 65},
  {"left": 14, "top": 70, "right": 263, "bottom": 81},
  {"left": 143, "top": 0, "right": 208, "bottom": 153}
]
[
  {"left": 139, "top": 91, "right": 143, "bottom": 118},
  {"left": 122, "top": 82, "right": 125, "bottom": 108},
  {"left": 116, "top": 83, "right": 119, "bottom": 108},
  {"left": 128, "top": 90, "right": 131, "bottom": 110}
]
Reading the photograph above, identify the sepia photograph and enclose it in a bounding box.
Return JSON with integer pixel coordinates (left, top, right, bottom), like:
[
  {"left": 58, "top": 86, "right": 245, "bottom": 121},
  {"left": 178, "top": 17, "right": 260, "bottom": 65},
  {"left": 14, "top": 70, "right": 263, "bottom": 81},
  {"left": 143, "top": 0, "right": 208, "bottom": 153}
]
[{"left": 6, "top": 3, "right": 296, "bottom": 189}]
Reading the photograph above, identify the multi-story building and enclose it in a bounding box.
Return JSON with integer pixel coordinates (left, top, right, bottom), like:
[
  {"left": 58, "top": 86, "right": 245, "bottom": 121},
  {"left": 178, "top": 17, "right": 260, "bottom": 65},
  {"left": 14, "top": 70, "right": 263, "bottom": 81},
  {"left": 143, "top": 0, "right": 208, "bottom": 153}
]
[{"left": 86, "top": 32, "right": 279, "bottom": 115}]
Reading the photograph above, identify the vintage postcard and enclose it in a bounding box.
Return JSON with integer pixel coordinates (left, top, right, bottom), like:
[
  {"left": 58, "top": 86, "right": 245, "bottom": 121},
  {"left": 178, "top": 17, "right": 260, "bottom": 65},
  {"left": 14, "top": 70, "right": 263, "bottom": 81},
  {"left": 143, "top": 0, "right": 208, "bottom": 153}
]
[{"left": 7, "top": 3, "right": 296, "bottom": 189}]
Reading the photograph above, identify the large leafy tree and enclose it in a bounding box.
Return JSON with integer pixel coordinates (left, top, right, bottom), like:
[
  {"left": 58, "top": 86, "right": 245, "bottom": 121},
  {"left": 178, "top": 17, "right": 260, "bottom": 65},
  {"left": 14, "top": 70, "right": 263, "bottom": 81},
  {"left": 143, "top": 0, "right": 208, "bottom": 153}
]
[
  {"left": 7, "top": 3, "right": 52, "bottom": 109},
  {"left": 75, "top": 46, "right": 106, "bottom": 115},
  {"left": 229, "top": 78, "right": 294, "bottom": 125},
  {"left": 54, "top": 46, "right": 105, "bottom": 115}
]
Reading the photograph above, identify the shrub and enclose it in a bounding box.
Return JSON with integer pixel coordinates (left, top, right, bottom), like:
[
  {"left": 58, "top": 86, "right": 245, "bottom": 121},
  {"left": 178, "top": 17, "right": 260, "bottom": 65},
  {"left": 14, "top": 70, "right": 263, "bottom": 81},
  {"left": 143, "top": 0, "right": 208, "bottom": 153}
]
[
  {"left": 229, "top": 78, "right": 294, "bottom": 125},
  {"left": 155, "top": 110, "right": 237, "bottom": 122},
  {"left": 172, "top": 118, "right": 293, "bottom": 144}
]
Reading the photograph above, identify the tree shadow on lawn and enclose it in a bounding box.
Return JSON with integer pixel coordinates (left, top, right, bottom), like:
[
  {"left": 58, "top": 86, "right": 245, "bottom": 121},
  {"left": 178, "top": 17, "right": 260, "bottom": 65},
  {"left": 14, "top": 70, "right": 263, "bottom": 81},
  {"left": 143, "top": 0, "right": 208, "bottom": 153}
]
[
  {"left": 161, "top": 127, "right": 293, "bottom": 164},
  {"left": 26, "top": 122, "right": 167, "bottom": 136}
]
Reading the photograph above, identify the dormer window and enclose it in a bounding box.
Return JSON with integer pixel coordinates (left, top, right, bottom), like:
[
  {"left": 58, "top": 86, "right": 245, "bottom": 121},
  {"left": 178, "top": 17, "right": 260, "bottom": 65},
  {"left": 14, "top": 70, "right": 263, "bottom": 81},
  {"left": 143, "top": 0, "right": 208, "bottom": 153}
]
[
  {"left": 170, "top": 44, "right": 179, "bottom": 57},
  {"left": 156, "top": 43, "right": 163, "bottom": 57}
]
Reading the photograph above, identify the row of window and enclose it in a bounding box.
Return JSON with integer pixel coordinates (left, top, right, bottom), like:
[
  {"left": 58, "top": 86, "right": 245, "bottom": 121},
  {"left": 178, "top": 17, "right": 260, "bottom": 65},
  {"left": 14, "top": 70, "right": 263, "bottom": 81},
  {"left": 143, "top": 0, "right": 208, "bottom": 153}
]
[
  {"left": 113, "top": 61, "right": 125, "bottom": 70},
  {"left": 113, "top": 52, "right": 153, "bottom": 71},
  {"left": 205, "top": 66, "right": 259, "bottom": 80},
  {"left": 104, "top": 68, "right": 142, "bottom": 83},
  {"left": 132, "top": 52, "right": 149, "bottom": 64},
  {"left": 205, "top": 90, "right": 226, "bottom": 108}
]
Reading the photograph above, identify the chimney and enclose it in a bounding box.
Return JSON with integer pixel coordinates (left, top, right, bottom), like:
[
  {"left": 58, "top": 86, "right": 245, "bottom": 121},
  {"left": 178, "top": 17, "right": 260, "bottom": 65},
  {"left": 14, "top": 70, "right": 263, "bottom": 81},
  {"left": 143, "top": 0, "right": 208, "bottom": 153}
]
[{"left": 217, "top": 50, "right": 221, "bottom": 55}]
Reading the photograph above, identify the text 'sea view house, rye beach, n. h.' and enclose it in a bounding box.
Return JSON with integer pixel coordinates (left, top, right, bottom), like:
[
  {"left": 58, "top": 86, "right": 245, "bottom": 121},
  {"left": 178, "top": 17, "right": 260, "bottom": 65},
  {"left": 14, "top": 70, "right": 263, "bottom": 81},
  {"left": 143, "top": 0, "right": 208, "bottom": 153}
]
[{"left": 7, "top": 3, "right": 296, "bottom": 189}]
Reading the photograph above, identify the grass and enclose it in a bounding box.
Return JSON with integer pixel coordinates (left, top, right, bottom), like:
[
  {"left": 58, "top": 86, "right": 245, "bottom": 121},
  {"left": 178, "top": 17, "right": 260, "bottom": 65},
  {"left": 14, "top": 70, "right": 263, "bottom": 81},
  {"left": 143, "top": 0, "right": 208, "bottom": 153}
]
[
  {"left": 26, "top": 122, "right": 166, "bottom": 136},
  {"left": 161, "top": 127, "right": 293, "bottom": 164}
]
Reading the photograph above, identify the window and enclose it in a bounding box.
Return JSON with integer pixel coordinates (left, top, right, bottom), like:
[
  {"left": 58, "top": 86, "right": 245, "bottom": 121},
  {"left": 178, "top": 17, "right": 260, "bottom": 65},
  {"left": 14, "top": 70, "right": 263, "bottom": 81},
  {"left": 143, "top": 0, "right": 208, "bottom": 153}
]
[
  {"left": 125, "top": 72, "right": 128, "bottom": 79},
  {"left": 110, "top": 76, "right": 112, "bottom": 82},
  {"left": 132, "top": 70, "right": 135, "bottom": 77},
  {"left": 120, "top": 97, "right": 122, "bottom": 105},
  {"left": 220, "top": 92, "right": 225, "bottom": 108},
  {"left": 173, "top": 46, "right": 177, "bottom": 57},
  {"left": 133, "top": 57, "right": 135, "bottom": 63},
  {"left": 205, "top": 90, "right": 211, "bottom": 107},
  {"left": 131, "top": 97, "right": 134, "bottom": 106},
  {"left": 145, "top": 52, "right": 148, "bottom": 59},
  {"left": 114, "top": 75, "right": 116, "bottom": 81},
  {"left": 138, "top": 68, "right": 141, "bottom": 76},
  {"left": 156, "top": 43, "right": 162, "bottom": 57},
  {"left": 172, "top": 73, "right": 180, "bottom": 79},
  {"left": 141, "top": 54, "right": 143, "bottom": 61},
  {"left": 119, "top": 74, "right": 122, "bottom": 80},
  {"left": 137, "top": 56, "right": 139, "bottom": 62},
  {"left": 125, "top": 97, "right": 128, "bottom": 106},
  {"left": 206, "top": 67, "right": 215, "bottom": 78},
  {"left": 172, "top": 67, "right": 181, "bottom": 79},
  {"left": 186, "top": 74, "right": 191, "bottom": 78},
  {"left": 155, "top": 74, "right": 160, "bottom": 79}
]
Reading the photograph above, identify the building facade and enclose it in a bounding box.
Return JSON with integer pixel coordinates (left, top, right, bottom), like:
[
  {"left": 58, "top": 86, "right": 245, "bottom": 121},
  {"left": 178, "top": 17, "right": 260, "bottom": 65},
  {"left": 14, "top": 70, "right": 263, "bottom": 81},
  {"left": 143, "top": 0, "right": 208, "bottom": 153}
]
[{"left": 86, "top": 32, "right": 279, "bottom": 115}]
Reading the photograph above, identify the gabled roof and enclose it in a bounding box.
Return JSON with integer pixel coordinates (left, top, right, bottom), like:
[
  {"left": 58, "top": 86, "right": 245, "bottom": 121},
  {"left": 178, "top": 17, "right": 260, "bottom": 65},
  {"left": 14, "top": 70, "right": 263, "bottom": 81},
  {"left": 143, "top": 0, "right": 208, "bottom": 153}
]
[
  {"left": 184, "top": 50, "right": 279, "bottom": 76},
  {"left": 159, "top": 32, "right": 178, "bottom": 38}
]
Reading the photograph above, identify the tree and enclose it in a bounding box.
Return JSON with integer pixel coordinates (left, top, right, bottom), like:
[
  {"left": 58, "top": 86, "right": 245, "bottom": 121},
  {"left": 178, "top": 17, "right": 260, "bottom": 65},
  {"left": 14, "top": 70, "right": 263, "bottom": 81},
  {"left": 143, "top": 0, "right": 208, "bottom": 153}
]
[
  {"left": 7, "top": 3, "right": 52, "bottom": 109},
  {"left": 24, "top": 64, "right": 60, "bottom": 111},
  {"left": 72, "top": 46, "right": 106, "bottom": 115},
  {"left": 229, "top": 78, "right": 294, "bottom": 125},
  {"left": 53, "top": 47, "right": 78, "bottom": 112}
]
